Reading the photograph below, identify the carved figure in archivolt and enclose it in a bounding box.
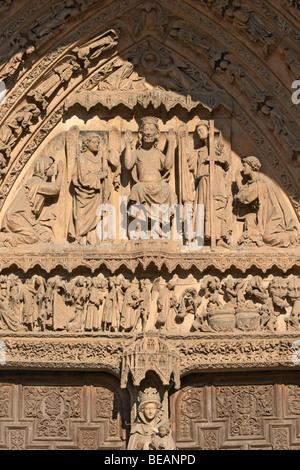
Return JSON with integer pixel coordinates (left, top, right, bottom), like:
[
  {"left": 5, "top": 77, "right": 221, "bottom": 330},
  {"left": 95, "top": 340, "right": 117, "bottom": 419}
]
[
  {"left": 0, "top": 34, "right": 35, "bottom": 82},
  {"left": 124, "top": 117, "right": 177, "bottom": 232},
  {"left": 98, "top": 59, "right": 149, "bottom": 92},
  {"left": 74, "top": 29, "right": 118, "bottom": 69},
  {"left": 28, "top": 56, "right": 81, "bottom": 109},
  {"left": 1, "top": 156, "right": 63, "bottom": 246},
  {"left": 0, "top": 103, "right": 40, "bottom": 174},
  {"left": 182, "top": 120, "right": 231, "bottom": 247},
  {"left": 68, "top": 133, "right": 119, "bottom": 245},
  {"left": 25, "top": 0, "right": 83, "bottom": 48},
  {"left": 234, "top": 156, "right": 299, "bottom": 247},
  {"left": 128, "top": 387, "right": 175, "bottom": 450}
]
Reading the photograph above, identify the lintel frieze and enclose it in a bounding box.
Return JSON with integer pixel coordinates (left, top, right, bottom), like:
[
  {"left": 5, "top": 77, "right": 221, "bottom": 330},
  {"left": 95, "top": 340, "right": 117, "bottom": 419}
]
[
  {"left": 0, "top": 248, "right": 298, "bottom": 274},
  {"left": 1, "top": 332, "right": 300, "bottom": 375}
]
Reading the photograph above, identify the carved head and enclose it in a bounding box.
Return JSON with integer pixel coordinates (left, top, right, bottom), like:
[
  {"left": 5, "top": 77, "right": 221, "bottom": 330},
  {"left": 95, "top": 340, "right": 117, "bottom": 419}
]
[
  {"left": 268, "top": 277, "right": 288, "bottom": 298},
  {"left": 195, "top": 120, "right": 209, "bottom": 140},
  {"left": 158, "top": 423, "right": 171, "bottom": 437},
  {"left": 33, "top": 156, "right": 55, "bottom": 179},
  {"left": 138, "top": 387, "right": 162, "bottom": 423},
  {"left": 138, "top": 117, "right": 159, "bottom": 148},
  {"left": 183, "top": 287, "right": 197, "bottom": 300},
  {"left": 81, "top": 134, "right": 100, "bottom": 154},
  {"left": 167, "top": 278, "right": 177, "bottom": 290},
  {"left": 242, "top": 156, "right": 261, "bottom": 174}
]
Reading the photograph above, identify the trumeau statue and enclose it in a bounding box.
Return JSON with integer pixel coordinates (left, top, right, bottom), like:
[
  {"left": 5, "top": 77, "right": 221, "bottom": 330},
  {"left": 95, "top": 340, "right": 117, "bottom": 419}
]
[
  {"left": 127, "top": 387, "right": 175, "bottom": 450},
  {"left": 1, "top": 2, "right": 300, "bottom": 452}
]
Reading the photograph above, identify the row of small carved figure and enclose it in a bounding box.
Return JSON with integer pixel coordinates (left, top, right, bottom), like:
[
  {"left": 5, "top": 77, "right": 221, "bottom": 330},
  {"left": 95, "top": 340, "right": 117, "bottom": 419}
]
[
  {"left": 0, "top": 273, "right": 299, "bottom": 333},
  {"left": 0, "top": 27, "right": 118, "bottom": 177}
]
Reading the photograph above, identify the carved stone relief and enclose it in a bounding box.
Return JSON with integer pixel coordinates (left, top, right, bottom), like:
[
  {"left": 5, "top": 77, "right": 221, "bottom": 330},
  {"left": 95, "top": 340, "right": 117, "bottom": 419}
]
[
  {"left": 0, "top": 0, "right": 300, "bottom": 452},
  {"left": 0, "top": 374, "right": 129, "bottom": 450},
  {"left": 0, "top": 113, "right": 297, "bottom": 251},
  {"left": 0, "top": 271, "right": 299, "bottom": 335},
  {"left": 171, "top": 376, "right": 300, "bottom": 450}
]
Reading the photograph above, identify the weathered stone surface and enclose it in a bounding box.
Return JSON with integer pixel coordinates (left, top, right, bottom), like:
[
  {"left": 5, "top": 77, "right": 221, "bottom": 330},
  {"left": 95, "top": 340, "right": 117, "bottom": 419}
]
[{"left": 0, "top": 0, "right": 300, "bottom": 450}]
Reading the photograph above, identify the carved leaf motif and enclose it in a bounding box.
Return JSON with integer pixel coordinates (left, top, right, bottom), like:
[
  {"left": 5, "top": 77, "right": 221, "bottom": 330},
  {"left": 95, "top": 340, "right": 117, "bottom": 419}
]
[
  {"left": 273, "top": 428, "right": 290, "bottom": 450},
  {"left": 216, "top": 385, "right": 274, "bottom": 437},
  {"left": 43, "top": 391, "right": 63, "bottom": 419},
  {"left": 181, "top": 388, "right": 203, "bottom": 419},
  {"left": 81, "top": 430, "right": 97, "bottom": 450},
  {"left": 62, "top": 388, "right": 82, "bottom": 418},
  {"left": 10, "top": 429, "right": 25, "bottom": 450},
  {"left": 38, "top": 417, "right": 67, "bottom": 438},
  {"left": 95, "top": 387, "right": 115, "bottom": 418},
  {"left": 287, "top": 385, "right": 300, "bottom": 414},
  {"left": 202, "top": 430, "right": 218, "bottom": 449}
]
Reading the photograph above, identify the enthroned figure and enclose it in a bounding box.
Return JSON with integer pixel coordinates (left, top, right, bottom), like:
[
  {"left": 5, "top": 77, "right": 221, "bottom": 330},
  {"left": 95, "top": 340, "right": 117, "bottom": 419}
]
[
  {"left": 1, "top": 156, "right": 63, "bottom": 246},
  {"left": 124, "top": 117, "right": 177, "bottom": 234},
  {"left": 234, "top": 155, "right": 299, "bottom": 247}
]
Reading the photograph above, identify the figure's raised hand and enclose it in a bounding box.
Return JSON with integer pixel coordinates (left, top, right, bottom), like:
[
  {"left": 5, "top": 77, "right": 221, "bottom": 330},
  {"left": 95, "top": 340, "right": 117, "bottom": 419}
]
[
  {"left": 178, "top": 126, "right": 187, "bottom": 140},
  {"left": 167, "top": 128, "right": 176, "bottom": 144},
  {"left": 124, "top": 129, "right": 133, "bottom": 145}
]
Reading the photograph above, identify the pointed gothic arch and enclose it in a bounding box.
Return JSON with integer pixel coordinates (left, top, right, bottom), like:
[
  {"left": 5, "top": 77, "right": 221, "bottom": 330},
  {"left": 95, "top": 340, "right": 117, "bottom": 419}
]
[{"left": 0, "top": 0, "right": 299, "bottom": 451}]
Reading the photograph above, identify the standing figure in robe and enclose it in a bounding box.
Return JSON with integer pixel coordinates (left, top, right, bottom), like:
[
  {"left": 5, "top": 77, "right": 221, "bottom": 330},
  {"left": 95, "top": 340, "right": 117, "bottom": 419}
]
[
  {"left": 68, "top": 133, "right": 119, "bottom": 245},
  {"left": 66, "top": 276, "right": 89, "bottom": 332},
  {"left": 156, "top": 278, "right": 179, "bottom": 331},
  {"left": 128, "top": 388, "right": 163, "bottom": 451},
  {"left": 19, "top": 278, "right": 37, "bottom": 330},
  {"left": 85, "top": 277, "right": 105, "bottom": 331},
  {"left": 120, "top": 278, "right": 141, "bottom": 332},
  {"left": 102, "top": 275, "right": 124, "bottom": 332},
  {"left": 234, "top": 156, "right": 299, "bottom": 247},
  {"left": 185, "top": 120, "right": 231, "bottom": 246}
]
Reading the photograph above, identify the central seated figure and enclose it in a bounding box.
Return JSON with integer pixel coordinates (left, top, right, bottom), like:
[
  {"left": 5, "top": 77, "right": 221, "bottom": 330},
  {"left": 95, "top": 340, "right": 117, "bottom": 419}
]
[{"left": 124, "top": 116, "right": 177, "bottom": 235}]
